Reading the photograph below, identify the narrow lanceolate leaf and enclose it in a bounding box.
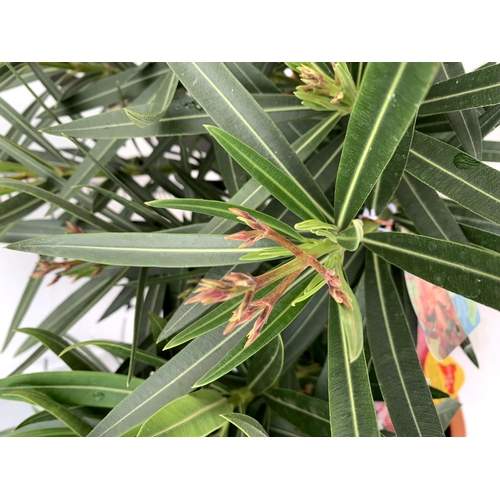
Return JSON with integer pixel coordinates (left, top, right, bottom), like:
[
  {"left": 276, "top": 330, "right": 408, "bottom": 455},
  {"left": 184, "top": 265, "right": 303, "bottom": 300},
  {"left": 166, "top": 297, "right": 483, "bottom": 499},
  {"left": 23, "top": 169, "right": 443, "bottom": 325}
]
[
  {"left": 0, "top": 389, "right": 93, "bottom": 437},
  {"left": 365, "top": 252, "right": 444, "bottom": 437},
  {"left": 0, "top": 179, "right": 121, "bottom": 232},
  {"left": 220, "top": 413, "right": 268, "bottom": 437},
  {"left": 419, "top": 63, "right": 500, "bottom": 116},
  {"left": 137, "top": 389, "right": 231, "bottom": 437},
  {"left": 168, "top": 63, "right": 334, "bottom": 222},
  {"left": 207, "top": 126, "right": 328, "bottom": 222},
  {"left": 0, "top": 184, "right": 53, "bottom": 226},
  {"left": 439, "top": 63, "right": 482, "bottom": 160},
  {"left": 59, "top": 341, "right": 166, "bottom": 368},
  {"left": 201, "top": 129, "right": 342, "bottom": 236},
  {"left": 89, "top": 319, "right": 250, "bottom": 436},
  {"left": 459, "top": 223, "right": 500, "bottom": 254},
  {"left": 246, "top": 336, "right": 284, "bottom": 395},
  {"left": 0, "top": 97, "right": 68, "bottom": 164},
  {"left": 0, "top": 137, "right": 65, "bottom": 186},
  {"left": 6, "top": 233, "right": 278, "bottom": 268},
  {"left": 56, "top": 139, "right": 125, "bottom": 204},
  {"left": 436, "top": 398, "right": 461, "bottom": 431},
  {"left": 2, "top": 262, "right": 44, "bottom": 352},
  {"left": 292, "top": 112, "right": 342, "bottom": 162},
  {"left": 42, "top": 94, "right": 318, "bottom": 139},
  {"left": 362, "top": 232, "right": 500, "bottom": 311},
  {"left": 15, "top": 268, "right": 128, "bottom": 361},
  {"left": 407, "top": 131, "right": 500, "bottom": 225},
  {"left": 0, "top": 424, "right": 76, "bottom": 438},
  {"left": 213, "top": 141, "right": 248, "bottom": 196},
  {"left": 264, "top": 388, "right": 330, "bottom": 437},
  {"left": 82, "top": 185, "right": 171, "bottom": 228},
  {"left": 128, "top": 267, "right": 149, "bottom": 386},
  {"left": 483, "top": 141, "right": 500, "bottom": 162},
  {"left": 281, "top": 291, "right": 329, "bottom": 373},
  {"left": 480, "top": 104, "right": 500, "bottom": 138},
  {"left": 368, "top": 116, "right": 416, "bottom": 214},
  {"left": 396, "top": 173, "right": 468, "bottom": 243},
  {"left": 125, "top": 70, "right": 178, "bottom": 127},
  {"left": 445, "top": 200, "right": 500, "bottom": 236},
  {"left": 225, "top": 62, "right": 279, "bottom": 94},
  {"left": 147, "top": 199, "right": 305, "bottom": 242},
  {"left": 194, "top": 278, "right": 314, "bottom": 387},
  {"left": 328, "top": 298, "right": 379, "bottom": 437},
  {"left": 0, "top": 371, "right": 142, "bottom": 408},
  {"left": 334, "top": 62, "right": 438, "bottom": 230},
  {"left": 15, "top": 328, "right": 97, "bottom": 371}
]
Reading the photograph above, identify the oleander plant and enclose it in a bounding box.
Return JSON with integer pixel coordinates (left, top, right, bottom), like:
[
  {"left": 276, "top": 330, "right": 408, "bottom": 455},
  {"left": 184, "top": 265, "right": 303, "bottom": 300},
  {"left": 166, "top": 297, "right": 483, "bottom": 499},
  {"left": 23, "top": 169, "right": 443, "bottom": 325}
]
[{"left": 0, "top": 62, "right": 499, "bottom": 437}]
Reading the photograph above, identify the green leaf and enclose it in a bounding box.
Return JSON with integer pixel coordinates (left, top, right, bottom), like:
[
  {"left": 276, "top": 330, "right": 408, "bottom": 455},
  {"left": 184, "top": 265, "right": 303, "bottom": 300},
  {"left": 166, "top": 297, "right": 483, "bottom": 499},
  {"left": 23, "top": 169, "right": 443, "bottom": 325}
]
[
  {"left": 334, "top": 62, "right": 438, "bottom": 230},
  {"left": 365, "top": 252, "right": 444, "bottom": 436},
  {"left": 0, "top": 137, "right": 65, "bottom": 186},
  {"left": 419, "top": 63, "right": 500, "bottom": 116},
  {"left": 59, "top": 340, "right": 166, "bottom": 368},
  {"left": 79, "top": 184, "right": 171, "bottom": 228},
  {"left": 282, "top": 291, "right": 328, "bottom": 373},
  {"left": 264, "top": 388, "right": 330, "bottom": 437},
  {"left": 0, "top": 371, "right": 142, "bottom": 408},
  {"left": 362, "top": 232, "right": 500, "bottom": 311},
  {"left": 337, "top": 220, "right": 364, "bottom": 252},
  {"left": 137, "top": 389, "right": 232, "bottom": 437},
  {"left": 220, "top": 413, "right": 269, "bottom": 437},
  {"left": 6, "top": 233, "right": 278, "bottom": 268},
  {"left": 27, "top": 62, "right": 62, "bottom": 100},
  {"left": 445, "top": 200, "right": 500, "bottom": 235},
  {"left": 480, "top": 104, "right": 500, "bottom": 138},
  {"left": 168, "top": 63, "right": 334, "bottom": 222},
  {"left": 149, "top": 312, "right": 167, "bottom": 343},
  {"left": 47, "top": 63, "right": 166, "bottom": 116},
  {"left": 100, "top": 286, "right": 136, "bottom": 321},
  {"left": 0, "top": 423, "right": 77, "bottom": 437},
  {"left": 459, "top": 223, "right": 500, "bottom": 254},
  {"left": 89, "top": 320, "right": 249, "bottom": 436},
  {"left": 193, "top": 277, "right": 314, "bottom": 387},
  {"left": 483, "top": 140, "right": 500, "bottom": 162},
  {"left": 0, "top": 389, "right": 93, "bottom": 436},
  {"left": 0, "top": 179, "right": 122, "bottom": 232},
  {"left": 439, "top": 63, "right": 482, "bottom": 160},
  {"left": 14, "top": 268, "right": 128, "bottom": 362},
  {"left": 225, "top": 62, "right": 279, "bottom": 94},
  {"left": 327, "top": 297, "right": 379, "bottom": 436},
  {"left": 129, "top": 267, "right": 149, "bottom": 385},
  {"left": 2, "top": 262, "right": 44, "bottom": 352},
  {"left": 0, "top": 97, "right": 68, "bottom": 164},
  {"left": 246, "top": 336, "right": 284, "bottom": 395},
  {"left": 201, "top": 130, "right": 341, "bottom": 236},
  {"left": 292, "top": 112, "right": 342, "bottom": 162},
  {"left": 42, "top": 94, "right": 318, "bottom": 139},
  {"left": 124, "top": 70, "right": 178, "bottom": 127},
  {"left": 367, "top": 116, "right": 416, "bottom": 214},
  {"left": 436, "top": 398, "right": 461, "bottom": 431},
  {"left": 407, "top": 131, "right": 500, "bottom": 225},
  {"left": 15, "top": 328, "right": 97, "bottom": 371},
  {"left": 207, "top": 126, "right": 329, "bottom": 222},
  {"left": 146, "top": 198, "right": 305, "bottom": 242},
  {"left": 213, "top": 140, "right": 248, "bottom": 197},
  {"left": 56, "top": 140, "right": 125, "bottom": 203},
  {"left": 396, "top": 173, "right": 468, "bottom": 243}
]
